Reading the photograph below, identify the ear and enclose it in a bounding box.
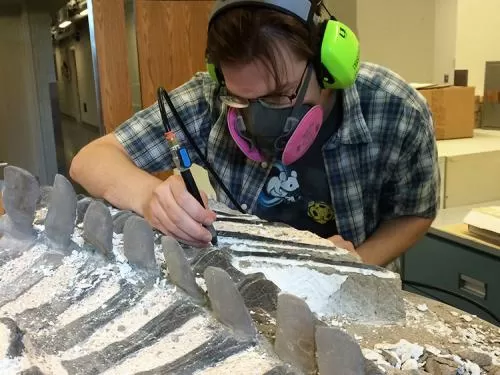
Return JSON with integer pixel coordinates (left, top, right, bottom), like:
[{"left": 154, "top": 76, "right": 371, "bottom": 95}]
[
  {"left": 279, "top": 172, "right": 287, "bottom": 182},
  {"left": 291, "top": 171, "right": 298, "bottom": 178}
]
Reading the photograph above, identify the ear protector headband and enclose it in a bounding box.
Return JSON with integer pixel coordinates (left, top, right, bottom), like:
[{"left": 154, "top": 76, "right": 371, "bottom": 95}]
[{"left": 205, "top": 0, "right": 360, "bottom": 90}]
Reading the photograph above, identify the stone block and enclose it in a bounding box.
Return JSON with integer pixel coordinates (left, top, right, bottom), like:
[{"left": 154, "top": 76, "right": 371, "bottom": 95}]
[
  {"left": 45, "top": 174, "right": 77, "bottom": 249},
  {"left": 83, "top": 200, "right": 113, "bottom": 258},
  {"left": 204, "top": 266, "right": 257, "bottom": 339},
  {"left": 274, "top": 293, "right": 316, "bottom": 375},
  {"left": 2, "top": 166, "right": 39, "bottom": 237},
  {"left": 123, "top": 216, "right": 156, "bottom": 271},
  {"left": 162, "top": 235, "right": 205, "bottom": 303}
]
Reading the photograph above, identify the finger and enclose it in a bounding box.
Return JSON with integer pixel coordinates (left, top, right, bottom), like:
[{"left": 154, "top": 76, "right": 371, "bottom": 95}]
[
  {"left": 343, "top": 241, "right": 356, "bottom": 253},
  {"left": 328, "top": 235, "right": 355, "bottom": 252},
  {"left": 200, "top": 190, "right": 209, "bottom": 209},
  {"left": 151, "top": 212, "right": 209, "bottom": 248},
  {"left": 199, "top": 191, "right": 218, "bottom": 223},
  {"left": 328, "top": 235, "right": 344, "bottom": 247},
  {"left": 154, "top": 185, "right": 213, "bottom": 243},
  {"left": 151, "top": 216, "right": 209, "bottom": 248},
  {"left": 169, "top": 179, "right": 216, "bottom": 225},
  {"left": 151, "top": 197, "right": 211, "bottom": 245},
  {"left": 335, "top": 241, "right": 354, "bottom": 252},
  {"left": 329, "top": 235, "right": 344, "bottom": 242}
]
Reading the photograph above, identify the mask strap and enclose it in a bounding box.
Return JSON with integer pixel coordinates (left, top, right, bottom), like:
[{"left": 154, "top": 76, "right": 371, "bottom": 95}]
[
  {"left": 275, "top": 63, "right": 315, "bottom": 150},
  {"left": 236, "top": 113, "right": 259, "bottom": 147},
  {"left": 289, "top": 63, "right": 314, "bottom": 121}
]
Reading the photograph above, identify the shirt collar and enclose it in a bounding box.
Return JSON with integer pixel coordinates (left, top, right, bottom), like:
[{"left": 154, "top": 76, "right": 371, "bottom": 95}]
[{"left": 324, "top": 84, "right": 372, "bottom": 149}]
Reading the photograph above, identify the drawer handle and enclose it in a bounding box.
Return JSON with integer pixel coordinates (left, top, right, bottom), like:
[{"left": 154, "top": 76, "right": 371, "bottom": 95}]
[{"left": 459, "top": 274, "right": 486, "bottom": 299}]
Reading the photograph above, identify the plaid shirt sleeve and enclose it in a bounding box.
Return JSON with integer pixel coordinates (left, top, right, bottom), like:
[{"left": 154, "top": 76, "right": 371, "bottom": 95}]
[
  {"left": 114, "top": 73, "right": 218, "bottom": 173},
  {"left": 380, "top": 104, "right": 440, "bottom": 220}
]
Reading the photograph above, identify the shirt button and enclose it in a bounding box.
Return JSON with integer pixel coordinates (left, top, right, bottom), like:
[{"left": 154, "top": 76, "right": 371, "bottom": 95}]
[
  {"left": 261, "top": 162, "right": 268, "bottom": 169},
  {"left": 241, "top": 203, "right": 248, "bottom": 211}
]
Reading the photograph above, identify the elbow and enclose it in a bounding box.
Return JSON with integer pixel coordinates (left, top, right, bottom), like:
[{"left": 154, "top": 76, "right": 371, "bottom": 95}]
[
  {"left": 69, "top": 147, "right": 86, "bottom": 183},
  {"left": 69, "top": 151, "right": 82, "bottom": 182}
]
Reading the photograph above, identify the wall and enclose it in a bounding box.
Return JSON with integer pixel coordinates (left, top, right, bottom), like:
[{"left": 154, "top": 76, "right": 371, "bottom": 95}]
[
  {"left": 323, "top": 0, "right": 357, "bottom": 34},
  {"left": 0, "top": 4, "right": 38, "bottom": 176},
  {"left": 54, "top": 20, "right": 99, "bottom": 127},
  {"left": 356, "top": 0, "right": 436, "bottom": 83},
  {"left": 54, "top": 39, "right": 79, "bottom": 120},
  {"left": 433, "top": 0, "right": 458, "bottom": 84},
  {"left": 455, "top": 0, "right": 500, "bottom": 95},
  {"left": 0, "top": 2, "right": 57, "bottom": 184},
  {"left": 26, "top": 5, "right": 59, "bottom": 183}
]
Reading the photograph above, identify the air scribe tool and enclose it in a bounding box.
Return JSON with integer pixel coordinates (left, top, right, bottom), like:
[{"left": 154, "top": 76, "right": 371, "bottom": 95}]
[{"left": 157, "top": 87, "right": 218, "bottom": 246}]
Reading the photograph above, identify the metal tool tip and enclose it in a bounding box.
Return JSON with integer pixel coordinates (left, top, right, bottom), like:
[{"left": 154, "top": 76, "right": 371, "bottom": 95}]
[
  {"left": 211, "top": 236, "right": 218, "bottom": 246},
  {"left": 207, "top": 224, "right": 218, "bottom": 247}
]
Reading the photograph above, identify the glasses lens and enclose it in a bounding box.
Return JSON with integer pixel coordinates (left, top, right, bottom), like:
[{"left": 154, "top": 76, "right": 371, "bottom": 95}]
[
  {"left": 220, "top": 94, "right": 249, "bottom": 108},
  {"left": 258, "top": 96, "right": 293, "bottom": 109}
]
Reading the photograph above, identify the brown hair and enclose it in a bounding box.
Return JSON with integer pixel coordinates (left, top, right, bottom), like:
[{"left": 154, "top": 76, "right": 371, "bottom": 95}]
[{"left": 206, "top": 5, "right": 323, "bottom": 89}]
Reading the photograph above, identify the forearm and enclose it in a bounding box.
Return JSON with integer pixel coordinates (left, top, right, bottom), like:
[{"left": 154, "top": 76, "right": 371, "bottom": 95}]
[
  {"left": 356, "top": 216, "right": 434, "bottom": 266},
  {"left": 70, "top": 135, "right": 162, "bottom": 216}
]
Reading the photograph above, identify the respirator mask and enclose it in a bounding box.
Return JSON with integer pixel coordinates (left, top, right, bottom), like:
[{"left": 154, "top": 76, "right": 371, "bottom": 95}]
[{"left": 223, "top": 63, "right": 324, "bottom": 165}]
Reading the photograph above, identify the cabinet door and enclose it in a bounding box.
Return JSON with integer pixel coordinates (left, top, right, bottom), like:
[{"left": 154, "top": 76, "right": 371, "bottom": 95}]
[{"left": 136, "top": 0, "right": 214, "bottom": 108}]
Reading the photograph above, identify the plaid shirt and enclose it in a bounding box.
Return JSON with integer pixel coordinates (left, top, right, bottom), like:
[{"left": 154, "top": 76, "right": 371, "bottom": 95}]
[{"left": 115, "top": 62, "right": 440, "bottom": 247}]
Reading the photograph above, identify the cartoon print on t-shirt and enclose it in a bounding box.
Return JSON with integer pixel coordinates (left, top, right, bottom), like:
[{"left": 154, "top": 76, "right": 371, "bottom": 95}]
[{"left": 258, "top": 162, "right": 301, "bottom": 207}]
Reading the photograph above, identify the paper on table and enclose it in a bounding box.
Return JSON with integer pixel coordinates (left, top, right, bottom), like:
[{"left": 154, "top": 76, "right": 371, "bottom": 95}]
[{"left": 463, "top": 206, "right": 500, "bottom": 235}]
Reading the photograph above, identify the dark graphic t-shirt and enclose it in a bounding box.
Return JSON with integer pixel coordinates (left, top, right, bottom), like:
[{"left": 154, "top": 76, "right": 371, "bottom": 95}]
[{"left": 254, "top": 94, "right": 343, "bottom": 238}]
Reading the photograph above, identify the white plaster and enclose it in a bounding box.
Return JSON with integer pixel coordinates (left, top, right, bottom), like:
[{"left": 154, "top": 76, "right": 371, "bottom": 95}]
[
  {"left": 61, "top": 284, "right": 179, "bottom": 360},
  {"left": 55, "top": 279, "right": 121, "bottom": 327},
  {"left": 0, "top": 357, "right": 22, "bottom": 374},
  {"left": 374, "top": 339, "right": 424, "bottom": 363},
  {"left": 0, "top": 321, "right": 10, "bottom": 358},
  {"left": 195, "top": 346, "right": 279, "bottom": 375},
  {"left": 100, "top": 315, "right": 215, "bottom": 375},
  {"left": 71, "top": 229, "right": 84, "bottom": 247},
  {"left": 0, "top": 244, "right": 47, "bottom": 289},
  {"left": 0, "top": 251, "right": 87, "bottom": 317},
  {"left": 232, "top": 257, "right": 348, "bottom": 317},
  {"left": 222, "top": 238, "right": 351, "bottom": 260},
  {"left": 215, "top": 221, "right": 338, "bottom": 248}
]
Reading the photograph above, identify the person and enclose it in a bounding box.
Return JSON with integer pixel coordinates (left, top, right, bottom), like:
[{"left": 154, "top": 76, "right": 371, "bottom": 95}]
[{"left": 70, "top": 0, "right": 440, "bottom": 267}]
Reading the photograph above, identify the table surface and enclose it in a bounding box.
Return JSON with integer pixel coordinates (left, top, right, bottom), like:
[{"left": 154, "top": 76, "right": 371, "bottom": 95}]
[
  {"left": 440, "top": 223, "right": 500, "bottom": 250},
  {"left": 437, "top": 128, "right": 500, "bottom": 157},
  {"left": 429, "top": 223, "right": 500, "bottom": 259},
  {"left": 429, "top": 196, "right": 500, "bottom": 255}
]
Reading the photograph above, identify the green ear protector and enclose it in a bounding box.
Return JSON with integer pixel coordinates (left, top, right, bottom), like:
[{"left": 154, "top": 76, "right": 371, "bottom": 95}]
[{"left": 205, "top": 0, "right": 360, "bottom": 90}]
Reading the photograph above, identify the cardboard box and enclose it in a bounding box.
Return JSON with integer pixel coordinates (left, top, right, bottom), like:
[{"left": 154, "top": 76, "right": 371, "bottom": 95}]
[{"left": 417, "top": 84, "right": 475, "bottom": 140}]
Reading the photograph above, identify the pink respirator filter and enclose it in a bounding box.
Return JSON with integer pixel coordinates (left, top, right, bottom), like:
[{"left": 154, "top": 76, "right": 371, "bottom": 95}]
[{"left": 227, "top": 106, "right": 324, "bottom": 165}]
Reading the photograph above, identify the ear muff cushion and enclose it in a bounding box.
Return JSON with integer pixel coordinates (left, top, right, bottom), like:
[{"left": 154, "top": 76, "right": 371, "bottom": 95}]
[
  {"left": 320, "top": 20, "right": 360, "bottom": 89},
  {"left": 207, "top": 62, "right": 219, "bottom": 83}
]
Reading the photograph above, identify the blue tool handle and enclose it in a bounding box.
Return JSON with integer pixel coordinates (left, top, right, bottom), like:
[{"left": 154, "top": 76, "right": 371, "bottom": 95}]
[{"left": 178, "top": 147, "right": 192, "bottom": 169}]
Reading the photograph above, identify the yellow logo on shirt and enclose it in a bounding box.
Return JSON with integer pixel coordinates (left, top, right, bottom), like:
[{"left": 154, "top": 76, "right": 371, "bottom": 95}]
[{"left": 307, "top": 201, "right": 335, "bottom": 224}]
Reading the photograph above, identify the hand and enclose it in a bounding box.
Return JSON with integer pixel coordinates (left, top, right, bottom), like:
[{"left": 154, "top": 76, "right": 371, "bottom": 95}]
[
  {"left": 328, "top": 234, "right": 357, "bottom": 254},
  {"left": 143, "top": 174, "right": 216, "bottom": 247}
]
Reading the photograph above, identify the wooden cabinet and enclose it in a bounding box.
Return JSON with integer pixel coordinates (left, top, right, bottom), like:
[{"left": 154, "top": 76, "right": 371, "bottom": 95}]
[
  {"left": 89, "top": 0, "right": 213, "bottom": 131},
  {"left": 88, "top": 1, "right": 213, "bottom": 180},
  {"left": 90, "top": 0, "right": 134, "bottom": 133},
  {"left": 136, "top": 0, "right": 214, "bottom": 108}
]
